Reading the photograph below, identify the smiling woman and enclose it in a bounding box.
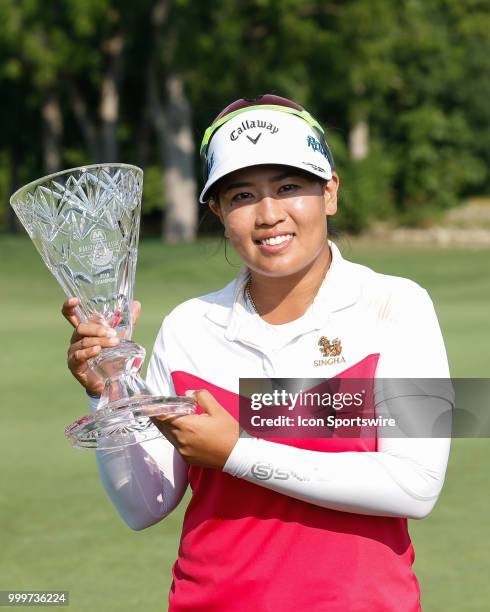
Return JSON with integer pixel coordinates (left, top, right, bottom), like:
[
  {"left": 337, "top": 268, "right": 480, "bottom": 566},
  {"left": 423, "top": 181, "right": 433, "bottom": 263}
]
[
  {"left": 62, "top": 94, "right": 454, "bottom": 612},
  {"left": 208, "top": 164, "right": 337, "bottom": 323}
]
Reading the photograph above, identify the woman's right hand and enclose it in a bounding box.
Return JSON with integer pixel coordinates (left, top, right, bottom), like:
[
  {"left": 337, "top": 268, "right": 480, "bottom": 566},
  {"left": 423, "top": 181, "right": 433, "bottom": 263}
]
[{"left": 62, "top": 297, "right": 141, "bottom": 397}]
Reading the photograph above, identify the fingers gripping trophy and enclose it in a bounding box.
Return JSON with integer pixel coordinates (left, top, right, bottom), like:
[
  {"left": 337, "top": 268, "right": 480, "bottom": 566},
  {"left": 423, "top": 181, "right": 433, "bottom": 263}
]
[{"left": 10, "top": 164, "right": 195, "bottom": 449}]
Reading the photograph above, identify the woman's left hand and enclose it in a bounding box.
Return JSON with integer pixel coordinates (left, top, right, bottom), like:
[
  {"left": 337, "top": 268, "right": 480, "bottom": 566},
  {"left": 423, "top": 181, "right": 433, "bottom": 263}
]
[{"left": 150, "top": 390, "right": 240, "bottom": 469}]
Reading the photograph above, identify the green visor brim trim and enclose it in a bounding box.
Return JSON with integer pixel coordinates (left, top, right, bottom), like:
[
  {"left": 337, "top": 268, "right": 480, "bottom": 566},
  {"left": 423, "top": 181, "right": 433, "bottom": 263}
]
[{"left": 199, "top": 104, "right": 326, "bottom": 155}]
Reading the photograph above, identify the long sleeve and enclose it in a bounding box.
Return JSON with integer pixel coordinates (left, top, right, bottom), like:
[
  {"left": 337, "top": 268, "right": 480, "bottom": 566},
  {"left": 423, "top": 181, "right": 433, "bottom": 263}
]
[
  {"left": 223, "top": 285, "right": 454, "bottom": 520},
  {"left": 91, "top": 318, "right": 189, "bottom": 530}
]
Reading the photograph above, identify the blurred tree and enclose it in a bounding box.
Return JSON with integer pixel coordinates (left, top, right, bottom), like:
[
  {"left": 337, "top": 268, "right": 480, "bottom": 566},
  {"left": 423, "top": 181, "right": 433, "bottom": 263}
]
[
  {"left": 444, "top": 0, "right": 490, "bottom": 193},
  {"left": 383, "top": 0, "right": 489, "bottom": 224},
  {"left": 304, "top": 0, "right": 400, "bottom": 230},
  {"left": 145, "top": 0, "right": 197, "bottom": 242},
  {"left": 0, "top": 0, "right": 489, "bottom": 235},
  {"left": 181, "top": 0, "right": 399, "bottom": 231}
]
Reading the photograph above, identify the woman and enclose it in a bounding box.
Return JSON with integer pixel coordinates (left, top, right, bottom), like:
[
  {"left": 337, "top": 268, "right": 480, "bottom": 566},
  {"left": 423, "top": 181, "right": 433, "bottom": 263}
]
[{"left": 63, "top": 95, "right": 453, "bottom": 611}]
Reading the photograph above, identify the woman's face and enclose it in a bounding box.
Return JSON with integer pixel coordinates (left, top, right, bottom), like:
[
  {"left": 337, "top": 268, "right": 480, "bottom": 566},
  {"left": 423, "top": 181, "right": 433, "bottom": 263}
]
[{"left": 209, "top": 165, "right": 339, "bottom": 278}]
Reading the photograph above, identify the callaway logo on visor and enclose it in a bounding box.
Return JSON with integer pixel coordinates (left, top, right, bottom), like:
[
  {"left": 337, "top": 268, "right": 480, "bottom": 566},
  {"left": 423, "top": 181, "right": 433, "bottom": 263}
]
[
  {"left": 199, "top": 94, "right": 335, "bottom": 203},
  {"left": 229, "top": 119, "right": 280, "bottom": 143}
]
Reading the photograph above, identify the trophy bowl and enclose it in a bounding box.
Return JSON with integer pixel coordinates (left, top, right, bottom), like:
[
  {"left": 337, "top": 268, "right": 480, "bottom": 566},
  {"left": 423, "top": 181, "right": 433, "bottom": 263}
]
[{"left": 10, "top": 163, "right": 196, "bottom": 450}]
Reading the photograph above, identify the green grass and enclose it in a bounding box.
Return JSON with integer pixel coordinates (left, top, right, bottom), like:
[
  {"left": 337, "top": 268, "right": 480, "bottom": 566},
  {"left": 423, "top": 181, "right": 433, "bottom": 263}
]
[{"left": 1, "top": 235, "right": 489, "bottom": 611}]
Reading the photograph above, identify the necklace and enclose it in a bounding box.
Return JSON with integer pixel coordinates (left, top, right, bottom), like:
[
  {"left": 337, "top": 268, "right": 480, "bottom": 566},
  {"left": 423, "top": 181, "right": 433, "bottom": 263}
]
[
  {"left": 246, "top": 279, "right": 258, "bottom": 313},
  {"left": 246, "top": 254, "right": 331, "bottom": 319}
]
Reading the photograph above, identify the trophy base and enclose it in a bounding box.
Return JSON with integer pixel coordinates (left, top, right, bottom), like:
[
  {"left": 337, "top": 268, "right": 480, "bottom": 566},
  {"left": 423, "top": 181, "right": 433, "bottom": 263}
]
[{"left": 64, "top": 395, "right": 196, "bottom": 450}]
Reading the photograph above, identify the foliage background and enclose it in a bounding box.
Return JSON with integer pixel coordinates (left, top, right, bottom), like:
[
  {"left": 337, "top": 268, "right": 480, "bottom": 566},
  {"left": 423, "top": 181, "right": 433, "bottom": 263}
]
[{"left": 0, "top": 0, "right": 489, "bottom": 236}]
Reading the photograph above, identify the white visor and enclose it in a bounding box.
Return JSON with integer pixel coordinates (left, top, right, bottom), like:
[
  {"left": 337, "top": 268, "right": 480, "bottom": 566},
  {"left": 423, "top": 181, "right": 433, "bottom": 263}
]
[{"left": 199, "top": 109, "right": 333, "bottom": 203}]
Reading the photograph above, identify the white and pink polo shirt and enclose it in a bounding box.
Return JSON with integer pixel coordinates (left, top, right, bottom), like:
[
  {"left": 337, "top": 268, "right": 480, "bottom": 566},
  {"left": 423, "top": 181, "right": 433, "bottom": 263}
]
[{"left": 132, "top": 240, "right": 452, "bottom": 611}]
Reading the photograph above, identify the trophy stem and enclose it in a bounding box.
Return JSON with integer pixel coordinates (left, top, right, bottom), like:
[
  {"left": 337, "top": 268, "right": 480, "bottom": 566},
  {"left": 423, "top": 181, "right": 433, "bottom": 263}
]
[
  {"left": 65, "top": 335, "right": 195, "bottom": 449},
  {"left": 88, "top": 339, "right": 148, "bottom": 409},
  {"left": 89, "top": 339, "right": 145, "bottom": 378},
  {"left": 98, "top": 371, "right": 149, "bottom": 408}
]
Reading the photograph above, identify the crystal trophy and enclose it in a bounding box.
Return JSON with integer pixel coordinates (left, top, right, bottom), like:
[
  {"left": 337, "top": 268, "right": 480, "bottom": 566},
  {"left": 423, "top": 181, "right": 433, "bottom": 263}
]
[{"left": 10, "top": 164, "right": 195, "bottom": 449}]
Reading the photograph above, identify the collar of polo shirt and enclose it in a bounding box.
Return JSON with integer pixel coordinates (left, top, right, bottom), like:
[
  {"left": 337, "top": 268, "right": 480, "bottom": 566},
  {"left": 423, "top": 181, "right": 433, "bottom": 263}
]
[{"left": 204, "top": 241, "right": 361, "bottom": 350}]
